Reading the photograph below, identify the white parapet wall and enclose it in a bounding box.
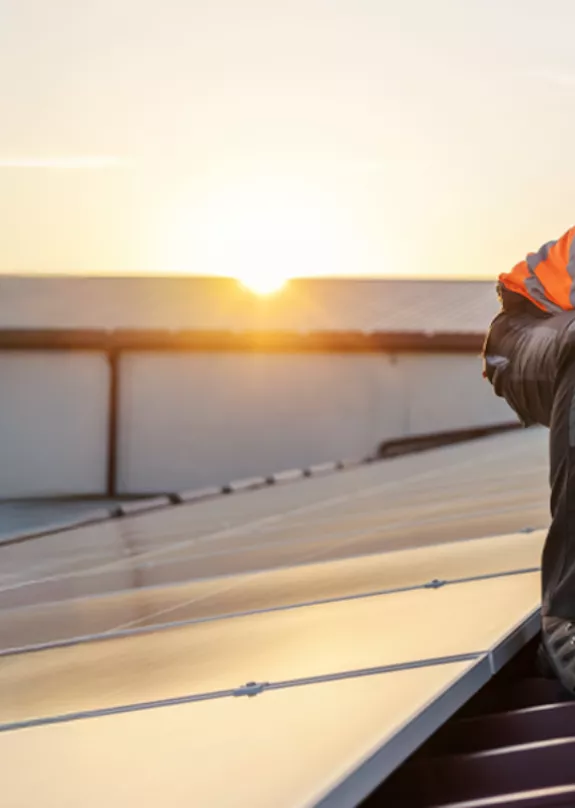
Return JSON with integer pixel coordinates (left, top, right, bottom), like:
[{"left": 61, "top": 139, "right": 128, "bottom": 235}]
[
  {"left": 0, "top": 352, "right": 109, "bottom": 497},
  {"left": 0, "top": 350, "right": 514, "bottom": 498},
  {"left": 117, "top": 351, "right": 513, "bottom": 495}
]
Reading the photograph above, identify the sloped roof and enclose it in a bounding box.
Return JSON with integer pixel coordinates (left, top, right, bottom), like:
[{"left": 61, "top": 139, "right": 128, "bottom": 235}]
[{"left": 0, "top": 276, "right": 499, "bottom": 334}]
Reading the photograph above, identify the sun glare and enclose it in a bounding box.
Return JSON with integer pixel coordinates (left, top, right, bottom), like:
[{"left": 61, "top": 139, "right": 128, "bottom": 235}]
[
  {"left": 162, "top": 177, "right": 355, "bottom": 288},
  {"left": 237, "top": 271, "right": 288, "bottom": 295}
]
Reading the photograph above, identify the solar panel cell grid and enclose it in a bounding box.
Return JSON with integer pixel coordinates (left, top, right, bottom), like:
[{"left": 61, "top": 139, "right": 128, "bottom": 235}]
[{"left": 0, "top": 428, "right": 552, "bottom": 806}]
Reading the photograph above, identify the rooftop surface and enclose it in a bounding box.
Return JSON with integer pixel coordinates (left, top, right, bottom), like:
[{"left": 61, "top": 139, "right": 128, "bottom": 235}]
[
  {"left": 0, "top": 500, "right": 129, "bottom": 542},
  {"left": 0, "top": 276, "right": 498, "bottom": 334},
  {"left": 0, "top": 427, "right": 551, "bottom": 806}
]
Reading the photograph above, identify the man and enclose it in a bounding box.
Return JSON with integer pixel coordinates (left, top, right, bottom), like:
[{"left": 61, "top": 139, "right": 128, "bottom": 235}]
[{"left": 483, "top": 224, "right": 575, "bottom": 694}]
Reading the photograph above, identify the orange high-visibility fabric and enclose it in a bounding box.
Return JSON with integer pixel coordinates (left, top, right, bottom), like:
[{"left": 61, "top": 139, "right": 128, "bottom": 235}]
[
  {"left": 499, "top": 226, "right": 575, "bottom": 312},
  {"left": 499, "top": 260, "right": 543, "bottom": 309}
]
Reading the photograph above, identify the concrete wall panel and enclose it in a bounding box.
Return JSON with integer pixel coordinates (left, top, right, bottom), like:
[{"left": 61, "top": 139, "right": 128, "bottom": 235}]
[
  {"left": 401, "top": 354, "right": 513, "bottom": 435},
  {"left": 0, "top": 353, "right": 108, "bottom": 497},
  {"left": 117, "top": 352, "right": 513, "bottom": 495},
  {"left": 118, "top": 353, "right": 406, "bottom": 494}
]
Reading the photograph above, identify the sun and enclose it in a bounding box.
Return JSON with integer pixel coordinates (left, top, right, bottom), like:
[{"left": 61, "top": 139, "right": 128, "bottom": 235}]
[
  {"left": 237, "top": 271, "right": 288, "bottom": 295},
  {"left": 161, "top": 176, "right": 354, "bottom": 288}
]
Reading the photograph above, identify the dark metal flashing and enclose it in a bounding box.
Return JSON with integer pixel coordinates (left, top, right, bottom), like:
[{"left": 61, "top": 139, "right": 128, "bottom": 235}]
[
  {"left": 375, "top": 422, "right": 523, "bottom": 460},
  {"left": 0, "top": 328, "right": 485, "bottom": 354}
]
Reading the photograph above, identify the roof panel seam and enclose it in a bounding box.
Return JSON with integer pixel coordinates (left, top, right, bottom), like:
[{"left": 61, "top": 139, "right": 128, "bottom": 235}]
[
  {"left": 0, "top": 567, "right": 541, "bottom": 659},
  {"left": 0, "top": 652, "right": 485, "bottom": 735}
]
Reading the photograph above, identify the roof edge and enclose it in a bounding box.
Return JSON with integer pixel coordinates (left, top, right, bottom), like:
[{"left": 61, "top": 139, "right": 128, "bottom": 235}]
[
  {"left": 0, "top": 421, "right": 521, "bottom": 548},
  {"left": 0, "top": 329, "right": 485, "bottom": 353}
]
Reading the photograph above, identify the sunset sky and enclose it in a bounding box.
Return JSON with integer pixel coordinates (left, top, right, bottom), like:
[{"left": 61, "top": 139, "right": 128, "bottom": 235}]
[{"left": 2, "top": 0, "right": 575, "bottom": 281}]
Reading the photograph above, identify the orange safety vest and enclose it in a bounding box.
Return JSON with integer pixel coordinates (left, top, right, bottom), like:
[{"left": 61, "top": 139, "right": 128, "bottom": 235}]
[{"left": 499, "top": 225, "right": 575, "bottom": 313}]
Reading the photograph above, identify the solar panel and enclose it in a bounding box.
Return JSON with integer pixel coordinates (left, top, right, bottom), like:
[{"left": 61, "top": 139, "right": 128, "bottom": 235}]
[
  {"left": 0, "top": 661, "right": 485, "bottom": 808},
  {"left": 0, "top": 571, "right": 539, "bottom": 726},
  {"left": 0, "top": 428, "right": 550, "bottom": 805},
  {"left": 0, "top": 529, "right": 544, "bottom": 651},
  {"left": 0, "top": 429, "right": 548, "bottom": 612}
]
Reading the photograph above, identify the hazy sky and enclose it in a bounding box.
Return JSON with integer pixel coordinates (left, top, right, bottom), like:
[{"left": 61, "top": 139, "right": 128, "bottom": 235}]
[{"left": 2, "top": 0, "right": 575, "bottom": 278}]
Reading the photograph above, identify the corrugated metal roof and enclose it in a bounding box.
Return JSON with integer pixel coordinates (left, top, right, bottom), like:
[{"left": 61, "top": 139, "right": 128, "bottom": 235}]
[
  {"left": 372, "top": 637, "right": 575, "bottom": 806},
  {"left": 0, "top": 276, "right": 499, "bottom": 334}
]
